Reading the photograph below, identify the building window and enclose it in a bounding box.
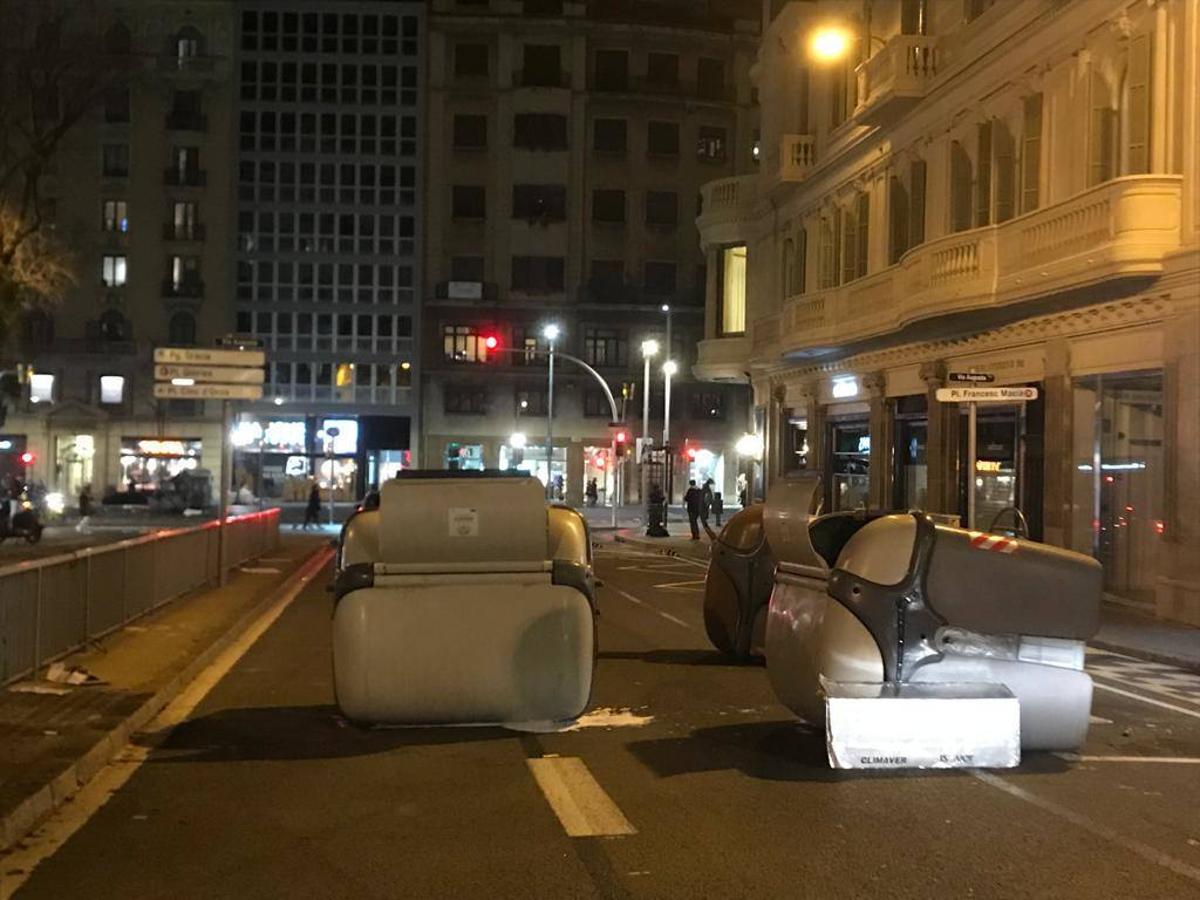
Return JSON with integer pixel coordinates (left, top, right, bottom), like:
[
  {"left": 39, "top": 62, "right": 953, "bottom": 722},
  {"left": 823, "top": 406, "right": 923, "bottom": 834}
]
[
  {"left": 511, "top": 256, "right": 564, "bottom": 292},
  {"left": 644, "top": 261, "right": 676, "bottom": 295},
  {"left": 689, "top": 390, "right": 725, "bottom": 420},
  {"left": 889, "top": 177, "right": 909, "bottom": 265},
  {"left": 584, "top": 327, "right": 626, "bottom": 367},
  {"left": 99, "top": 375, "right": 125, "bottom": 405},
  {"left": 593, "top": 49, "right": 628, "bottom": 91},
  {"left": 949, "top": 140, "right": 972, "bottom": 232},
  {"left": 453, "top": 114, "right": 488, "bottom": 149},
  {"left": 443, "top": 325, "right": 492, "bottom": 363},
  {"left": 719, "top": 245, "right": 747, "bottom": 336},
  {"left": 818, "top": 212, "right": 841, "bottom": 289},
  {"left": 444, "top": 385, "right": 487, "bottom": 414},
  {"left": 976, "top": 121, "right": 992, "bottom": 227},
  {"left": 592, "top": 189, "right": 625, "bottom": 224},
  {"left": 520, "top": 44, "right": 562, "bottom": 87},
  {"left": 647, "top": 121, "right": 680, "bottom": 156},
  {"left": 1021, "top": 94, "right": 1042, "bottom": 213},
  {"left": 102, "top": 255, "right": 127, "bottom": 287},
  {"left": 791, "top": 228, "right": 807, "bottom": 295},
  {"left": 841, "top": 192, "right": 869, "bottom": 283},
  {"left": 172, "top": 201, "right": 198, "bottom": 239},
  {"left": 515, "top": 388, "right": 548, "bottom": 416},
  {"left": 29, "top": 372, "right": 55, "bottom": 404},
  {"left": 992, "top": 120, "right": 1016, "bottom": 224},
  {"left": 645, "top": 191, "right": 678, "bottom": 227},
  {"left": 169, "top": 255, "right": 201, "bottom": 291},
  {"left": 646, "top": 52, "right": 678, "bottom": 87},
  {"left": 512, "top": 328, "right": 540, "bottom": 366},
  {"left": 104, "top": 85, "right": 130, "bottom": 124},
  {"left": 168, "top": 311, "right": 197, "bottom": 345},
  {"left": 513, "top": 113, "right": 567, "bottom": 150},
  {"left": 102, "top": 144, "right": 130, "bottom": 177},
  {"left": 451, "top": 255, "right": 485, "bottom": 281},
  {"left": 452, "top": 185, "right": 486, "bottom": 219},
  {"left": 909, "top": 159, "right": 927, "bottom": 247},
  {"left": 455, "top": 43, "right": 488, "bottom": 78},
  {"left": 102, "top": 200, "right": 129, "bottom": 233},
  {"left": 593, "top": 118, "right": 627, "bottom": 154},
  {"left": 697, "top": 126, "right": 727, "bottom": 162},
  {"left": 696, "top": 58, "right": 725, "bottom": 100},
  {"left": 588, "top": 260, "right": 626, "bottom": 301},
  {"left": 99, "top": 309, "right": 129, "bottom": 341},
  {"left": 1088, "top": 67, "right": 1117, "bottom": 187},
  {"left": 583, "top": 389, "right": 613, "bottom": 418},
  {"left": 512, "top": 184, "right": 566, "bottom": 221},
  {"left": 1124, "top": 33, "right": 1152, "bottom": 175}
]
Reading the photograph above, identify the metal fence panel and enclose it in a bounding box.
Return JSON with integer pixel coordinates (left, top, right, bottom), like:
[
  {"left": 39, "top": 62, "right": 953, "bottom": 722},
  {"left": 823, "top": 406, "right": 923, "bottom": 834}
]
[{"left": 0, "top": 509, "right": 280, "bottom": 685}]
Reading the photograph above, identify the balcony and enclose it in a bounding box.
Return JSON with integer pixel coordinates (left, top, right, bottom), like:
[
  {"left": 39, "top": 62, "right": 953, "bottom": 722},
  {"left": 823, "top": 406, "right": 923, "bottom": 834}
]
[
  {"left": 162, "top": 223, "right": 206, "bottom": 242},
  {"left": 696, "top": 174, "right": 758, "bottom": 247},
  {"left": 163, "top": 168, "right": 207, "bottom": 187},
  {"left": 766, "top": 133, "right": 817, "bottom": 187},
  {"left": 161, "top": 279, "right": 205, "bottom": 299},
  {"left": 694, "top": 336, "right": 752, "bottom": 382},
  {"left": 513, "top": 69, "right": 570, "bottom": 89},
  {"left": 854, "top": 35, "right": 940, "bottom": 127},
  {"left": 164, "top": 112, "right": 208, "bottom": 133},
  {"left": 772, "top": 175, "right": 1183, "bottom": 361}
]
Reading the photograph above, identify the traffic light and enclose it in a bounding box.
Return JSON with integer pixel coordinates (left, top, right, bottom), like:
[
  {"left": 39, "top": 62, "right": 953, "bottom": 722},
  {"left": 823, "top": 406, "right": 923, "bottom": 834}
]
[
  {"left": 614, "top": 430, "right": 628, "bottom": 458},
  {"left": 686, "top": 446, "right": 698, "bottom": 461},
  {"left": 20, "top": 451, "right": 35, "bottom": 467},
  {"left": 484, "top": 335, "right": 499, "bottom": 350}
]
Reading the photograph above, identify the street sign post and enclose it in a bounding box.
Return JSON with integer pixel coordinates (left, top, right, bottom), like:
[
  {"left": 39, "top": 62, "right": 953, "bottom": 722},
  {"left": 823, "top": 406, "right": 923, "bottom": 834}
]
[
  {"left": 155, "top": 345, "right": 266, "bottom": 586},
  {"left": 936, "top": 385, "right": 1039, "bottom": 530}
]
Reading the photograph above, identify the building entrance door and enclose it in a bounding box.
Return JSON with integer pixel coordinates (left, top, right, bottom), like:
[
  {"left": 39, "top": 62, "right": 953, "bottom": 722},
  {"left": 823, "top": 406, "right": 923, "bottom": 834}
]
[
  {"left": 826, "top": 417, "right": 870, "bottom": 511},
  {"left": 957, "top": 389, "right": 1043, "bottom": 537}
]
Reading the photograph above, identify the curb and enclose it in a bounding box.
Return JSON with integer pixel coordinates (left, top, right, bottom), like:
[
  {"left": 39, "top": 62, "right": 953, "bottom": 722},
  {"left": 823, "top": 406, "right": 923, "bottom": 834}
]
[
  {"left": 0, "top": 543, "right": 333, "bottom": 852},
  {"left": 1090, "top": 640, "right": 1200, "bottom": 675}
]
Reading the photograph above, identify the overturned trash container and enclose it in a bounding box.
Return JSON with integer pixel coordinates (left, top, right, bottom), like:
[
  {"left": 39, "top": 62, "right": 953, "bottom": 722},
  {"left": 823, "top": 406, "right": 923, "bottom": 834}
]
[
  {"left": 332, "top": 471, "right": 596, "bottom": 727},
  {"left": 702, "top": 475, "right": 821, "bottom": 659},
  {"left": 764, "top": 492, "right": 1102, "bottom": 769}
]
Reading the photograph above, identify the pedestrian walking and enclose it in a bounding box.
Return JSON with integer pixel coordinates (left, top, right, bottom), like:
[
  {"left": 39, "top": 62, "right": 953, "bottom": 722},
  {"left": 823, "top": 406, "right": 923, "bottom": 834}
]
[
  {"left": 585, "top": 478, "right": 598, "bottom": 507},
  {"left": 683, "top": 479, "right": 703, "bottom": 540},
  {"left": 302, "top": 482, "right": 321, "bottom": 530},
  {"left": 712, "top": 490, "right": 724, "bottom": 527},
  {"left": 700, "top": 478, "right": 714, "bottom": 533},
  {"left": 76, "top": 484, "right": 94, "bottom": 534}
]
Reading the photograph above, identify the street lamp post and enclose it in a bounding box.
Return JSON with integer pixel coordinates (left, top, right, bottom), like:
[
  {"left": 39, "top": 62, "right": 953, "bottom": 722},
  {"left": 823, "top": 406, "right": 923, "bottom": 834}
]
[
  {"left": 542, "top": 323, "right": 560, "bottom": 499},
  {"left": 640, "top": 339, "right": 659, "bottom": 452},
  {"left": 662, "top": 360, "right": 677, "bottom": 448}
]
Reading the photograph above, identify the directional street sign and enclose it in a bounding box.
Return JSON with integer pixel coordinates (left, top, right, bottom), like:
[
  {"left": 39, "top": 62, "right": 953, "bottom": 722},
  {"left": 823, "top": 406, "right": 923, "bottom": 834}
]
[
  {"left": 154, "top": 347, "right": 266, "bottom": 367},
  {"left": 154, "top": 383, "right": 263, "bottom": 401},
  {"left": 936, "top": 386, "right": 1039, "bottom": 403},
  {"left": 948, "top": 372, "right": 995, "bottom": 384},
  {"left": 154, "top": 364, "right": 265, "bottom": 384}
]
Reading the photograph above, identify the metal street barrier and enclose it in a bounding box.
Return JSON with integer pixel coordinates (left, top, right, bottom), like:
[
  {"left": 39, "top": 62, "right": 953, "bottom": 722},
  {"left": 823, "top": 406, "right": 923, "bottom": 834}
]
[{"left": 0, "top": 509, "right": 280, "bottom": 685}]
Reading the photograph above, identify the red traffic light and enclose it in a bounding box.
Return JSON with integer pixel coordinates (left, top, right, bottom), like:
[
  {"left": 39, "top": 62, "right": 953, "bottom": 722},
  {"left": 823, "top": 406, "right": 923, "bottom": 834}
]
[
  {"left": 484, "top": 335, "right": 499, "bottom": 350},
  {"left": 686, "top": 446, "right": 698, "bottom": 460},
  {"left": 615, "top": 430, "right": 627, "bottom": 443},
  {"left": 19, "top": 451, "right": 34, "bottom": 466}
]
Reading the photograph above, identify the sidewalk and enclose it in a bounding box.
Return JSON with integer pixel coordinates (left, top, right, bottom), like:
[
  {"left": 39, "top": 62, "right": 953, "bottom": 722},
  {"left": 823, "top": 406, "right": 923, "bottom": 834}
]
[
  {"left": 0, "top": 534, "right": 330, "bottom": 851},
  {"left": 611, "top": 530, "right": 1200, "bottom": 671}
]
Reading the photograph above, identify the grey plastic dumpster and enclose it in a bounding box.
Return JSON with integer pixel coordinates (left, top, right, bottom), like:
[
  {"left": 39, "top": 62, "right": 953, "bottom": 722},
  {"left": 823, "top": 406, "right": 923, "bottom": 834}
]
[
  {"left": 331, "top": 471, "right": 596, "bottom": 727},
  {"left": 765, "top": 492, "right": 1102, "bottom": 756}
]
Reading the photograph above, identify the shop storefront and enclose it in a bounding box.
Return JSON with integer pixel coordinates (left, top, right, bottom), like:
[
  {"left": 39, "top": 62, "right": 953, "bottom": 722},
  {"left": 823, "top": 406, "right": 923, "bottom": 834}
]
[
  {"left": 445, "top": 442, "right": 485, "bottom": 471},
  {"left": 119, "top": 437, "right": 203, "bottom": 492},
  {"left": 1070, "top": 370, "right": 1164, "bottom": 609},
  {"left": 826, "top": 417, "right": 870, "bottom": 511},
  {"left": 55, "top": 434, "right": 96, "bottom": 502},
  {"left": 498, "top": 444, "right": 566, "bottom": 495}
]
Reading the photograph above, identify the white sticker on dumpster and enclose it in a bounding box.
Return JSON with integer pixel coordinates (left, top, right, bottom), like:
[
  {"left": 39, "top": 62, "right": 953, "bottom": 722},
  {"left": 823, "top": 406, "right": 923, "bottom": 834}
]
[{"left": 449, "top": 507, "right": 479, "bottom": 537}]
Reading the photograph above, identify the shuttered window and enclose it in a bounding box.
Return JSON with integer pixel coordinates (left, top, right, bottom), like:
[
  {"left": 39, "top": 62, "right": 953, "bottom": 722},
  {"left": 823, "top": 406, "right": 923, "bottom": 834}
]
[
  {"left": 819, "top": 214, "right": 840, "bottom": 289},
  {"left": 1125, "top": 33, "right": 1151, "bottom": 175},
  {"left": 975, "top": 121, "right": 992, "bottom": 227},
  {"left": 909, "top": 160, "right": 926, "bottom": 247},
  {"left": 950, "top": 142, "right": 972, "bottom": 233},
  {"left": 794, "top": 227, "right": 808, "bottom": 296},
  {"left": 994, "top": 120, "right": 1016, "bottom": 223},
  {"left": 1089, "top": 69, "right": 1116, "bottom": 186},
  {"left": 855, "top": 192, "right": 869, "bottom": 279},
  {"left": 1021, "top": 94, "right": 1042, "bottom": 213},
  {"left": 841, "top": 204, "right": 858, "bottom": 285},
  {"left": 889, "top": 176, "right": 910, "bottom": 264},
  {"left": 781, "top": 238, "right": 794, "bottom": 298}
]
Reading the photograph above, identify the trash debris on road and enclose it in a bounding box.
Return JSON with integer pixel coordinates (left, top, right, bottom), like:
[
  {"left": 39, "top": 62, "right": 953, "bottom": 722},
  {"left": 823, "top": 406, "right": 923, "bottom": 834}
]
[{"left": 45, "top": 662, "right": 106, "bottom": 686}]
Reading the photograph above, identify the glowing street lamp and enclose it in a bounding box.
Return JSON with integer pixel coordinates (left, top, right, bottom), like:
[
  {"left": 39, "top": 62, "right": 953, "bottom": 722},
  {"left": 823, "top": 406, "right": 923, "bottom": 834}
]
[
  {"left": 662, "top": 360, "right": 678, "bottom": 448},
  {"left": 640, "top": 339, "right": 659, "bottom": 452},
  {"left": 809, "top": 25, "right": 853, "bottom": 62},
  {"left": 542, "top": 323, "right": 560, "bottom": 497}
]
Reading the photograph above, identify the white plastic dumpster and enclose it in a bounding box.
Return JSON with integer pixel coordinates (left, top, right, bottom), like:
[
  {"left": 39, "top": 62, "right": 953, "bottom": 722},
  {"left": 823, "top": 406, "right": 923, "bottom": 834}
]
[{"left": 331, "top": 472, "right": 595, "bottom": 727}]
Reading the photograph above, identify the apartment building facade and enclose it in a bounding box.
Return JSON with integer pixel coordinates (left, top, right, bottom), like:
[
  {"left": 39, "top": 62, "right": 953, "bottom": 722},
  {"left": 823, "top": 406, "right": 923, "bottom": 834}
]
[
  {"left": 230, "top": 2, "right": 425, "bottom": 500},
  {"left": 422, "top": 0, "right": 759, "bottom": 505},
  {"left": 696, "top": 0, "right": 1200, "bottom": 624},
  {"left": 3, "top": 1, "right": 237, "bottom": 505}
]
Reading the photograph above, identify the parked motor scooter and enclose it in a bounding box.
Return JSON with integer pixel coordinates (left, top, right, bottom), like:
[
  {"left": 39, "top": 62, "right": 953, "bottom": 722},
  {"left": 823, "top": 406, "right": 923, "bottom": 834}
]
[{"left": 0, "top": 492, "right": 44, "bottom": 544}]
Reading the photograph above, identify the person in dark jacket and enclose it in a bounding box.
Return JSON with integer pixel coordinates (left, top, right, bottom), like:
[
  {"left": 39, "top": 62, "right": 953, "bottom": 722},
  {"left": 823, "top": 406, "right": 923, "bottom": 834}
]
[
  {"left": 683, "top": 479, "right": 703, "bottom": 540},
  {"left": 303, "top": 483, "right": 322, "bottom": 530},
  {"left": 700, "top": 479, "right": 715, "bottom": 532}
]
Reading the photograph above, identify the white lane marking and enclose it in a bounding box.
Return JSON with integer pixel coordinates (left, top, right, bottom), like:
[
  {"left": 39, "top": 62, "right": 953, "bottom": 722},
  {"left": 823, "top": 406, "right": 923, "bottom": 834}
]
[
  {"left": 971, "top": 770, "right": 1200, "bottom": 886},
  {"left": 609, "top": 586, "right": 694, "bottom": 630},
  {"left": 1089, "top": 715, "right": 1114, "bottom": 725},
  {"left": 0, "top": 549, "right": 332, "bottom": 898},
  {"left": 1092, "top": 682, "right": 1200, "bottom": 721},
  {"left": 527, "top": 757, "right": 636, "bottom": 837},
  {"left": 654, "top": 579, "right": 707, "bottom": 590},
  {"left": 1055, "top": 753, "right": 1200, "bottom": 765}
]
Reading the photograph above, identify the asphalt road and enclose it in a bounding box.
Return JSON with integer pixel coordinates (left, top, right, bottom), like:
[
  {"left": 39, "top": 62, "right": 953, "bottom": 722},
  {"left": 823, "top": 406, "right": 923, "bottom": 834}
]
[{"left": 12, "top": 542, "right": 1200, "bottom": 899}]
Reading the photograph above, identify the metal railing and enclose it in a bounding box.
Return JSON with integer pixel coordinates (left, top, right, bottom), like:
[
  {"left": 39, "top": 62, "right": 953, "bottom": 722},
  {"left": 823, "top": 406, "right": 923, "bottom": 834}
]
[{"left": 0, "top": 509, "right": 280, "bottom": 685}]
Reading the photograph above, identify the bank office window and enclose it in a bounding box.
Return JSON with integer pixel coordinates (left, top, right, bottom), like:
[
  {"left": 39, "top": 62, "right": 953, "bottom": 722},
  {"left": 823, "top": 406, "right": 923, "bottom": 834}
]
[
  {"left": 593, "top": 118, "right": 627, "bottom": 154},
  {"left": 689, "top": 391, "right": 725, "bottom": 420},
  {"left": 719, "top": 244, "right": 747, "bottom": 335},
  {"left": 512, "top": 256, "right": 564, "bottom": 292},
  {"left": 453, "top": 114, "right": 487, "bottom": 149},
  {"left": 584, "top": 327, "right": 625, "bottom": 367},
  {"left": 647, "top": 121, "right": 680, "bottom": 156},
  {"left": 443, "top": 325, "right": 492, "bottom": 363},
  {"left": 697, "top": 126, "right": 727, "bottom": 162},
  {"left": 444, "top": 386, "right": 488, "bottom": 415}
]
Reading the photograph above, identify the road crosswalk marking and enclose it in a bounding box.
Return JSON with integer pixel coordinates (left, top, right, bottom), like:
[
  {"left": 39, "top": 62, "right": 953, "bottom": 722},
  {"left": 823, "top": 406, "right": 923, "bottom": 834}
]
[{"left": 527, "top": 757, "right": 636, "bottom": 838}]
